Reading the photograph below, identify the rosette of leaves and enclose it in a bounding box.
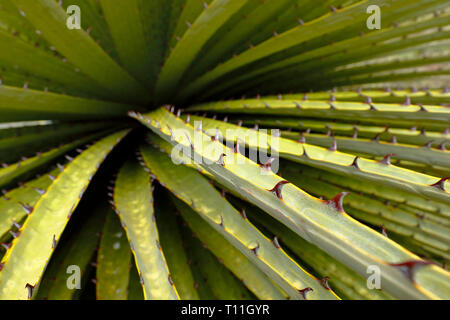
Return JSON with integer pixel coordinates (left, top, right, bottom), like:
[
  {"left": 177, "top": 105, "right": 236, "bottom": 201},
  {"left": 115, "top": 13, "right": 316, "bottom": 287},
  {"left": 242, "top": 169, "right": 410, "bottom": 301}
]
[{"left": 0, "top": 0, "right": 449, "bottom": 300}]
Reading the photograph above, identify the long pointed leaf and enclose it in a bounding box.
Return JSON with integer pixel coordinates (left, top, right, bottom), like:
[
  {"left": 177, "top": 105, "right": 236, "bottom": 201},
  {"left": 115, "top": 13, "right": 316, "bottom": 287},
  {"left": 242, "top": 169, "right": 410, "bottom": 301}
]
[{"left": 0, "top": 130, "right": 129, "bottom": 299}]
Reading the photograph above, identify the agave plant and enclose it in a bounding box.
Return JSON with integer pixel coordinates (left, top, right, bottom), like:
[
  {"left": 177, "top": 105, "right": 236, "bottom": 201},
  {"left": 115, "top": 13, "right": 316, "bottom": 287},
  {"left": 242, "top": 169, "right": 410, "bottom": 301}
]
[{"left": 0, "top": 0, "right": 449, "bottom": 300}]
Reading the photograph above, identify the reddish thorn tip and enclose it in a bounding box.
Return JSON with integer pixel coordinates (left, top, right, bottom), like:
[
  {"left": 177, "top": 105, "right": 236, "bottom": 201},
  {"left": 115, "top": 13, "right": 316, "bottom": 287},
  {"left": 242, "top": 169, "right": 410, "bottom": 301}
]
[
  {"left": 267, "top": 181, "right": 289, "bottom": 200},
  {"left": 381, "top": 225, "right": 388, "bottom": 237},
  {"left": 329, "top": 139, "right": 337, "bottom": 152},
  {"left": 379, "top": 153, "right": 394, "bottom": 165},
  {"left": 430, "top": 177, "right": 449, "bottom": 191},
  {"left": 325, "top": 192, "right": 349, "bottom": 212},
  {"left": 389, "top": 260, "right": 434, "bottom": 282},
  {"left": 273, "top": 236, "right": 281, "bottom": 249},
  {"left": 320, "top": 277, "right": 330, "bottom": 290},
  {"left": 298, "top": 287, "right": 313, "bottom": 299}
]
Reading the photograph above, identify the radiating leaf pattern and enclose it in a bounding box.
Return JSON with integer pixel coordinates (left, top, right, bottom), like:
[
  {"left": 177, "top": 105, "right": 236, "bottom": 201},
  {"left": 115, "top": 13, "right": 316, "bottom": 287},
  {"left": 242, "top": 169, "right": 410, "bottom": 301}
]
[{"left": 0, "top": 0, "right": 448, "bottom": 300}]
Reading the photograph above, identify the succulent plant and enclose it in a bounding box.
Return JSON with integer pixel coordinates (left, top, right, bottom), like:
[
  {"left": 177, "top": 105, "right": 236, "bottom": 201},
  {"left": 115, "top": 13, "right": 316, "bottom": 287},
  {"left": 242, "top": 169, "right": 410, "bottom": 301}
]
[{"left": 0, "top": 0, "right": 448, "bottom": 300}]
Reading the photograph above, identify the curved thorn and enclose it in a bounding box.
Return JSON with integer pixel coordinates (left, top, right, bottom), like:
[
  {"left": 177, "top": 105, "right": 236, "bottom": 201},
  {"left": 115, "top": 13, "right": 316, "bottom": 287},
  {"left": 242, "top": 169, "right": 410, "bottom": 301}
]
[
  {"left": 301, "top": 145, "right": 309, "bottom": 158},
  {"left": 52, "top": 235, "right": 57, "bottom": 249},
  {"left": 267, "top": 181, "right": 290, "bottom": 200},
  {"left": 1, "top": 243, "right": 11, "bottom": 250},
  {"left": 325, "top": 192, "right": 349, "bottom": 212},
  {"left": 167, "top": 125, "right": 175, "bottom": 141},
  {"left": 418, "top": 104, "right": 428, "bottom": 112},
  {"left": 240, "top": 208, "right": 247, "bottom": 219},
  {"left": 298, "top": 287, "right": 313, "bottom": 300},
  {"left": 272, "top": 236, "right": 281, "bottom": 249},
  {"left": 25, "top": 283, "right": 36, "bottom": 300},
  {"left": 389, "top": 260, "right": 434, "bottom": 282},
  {"left": 349, "top": 156, "right": 361, "bottom": 170},
  {"left": 216, "top": 153, "right": 226, "bottom": 167},
  {"left": 298, "top": 133, "right": 306, "bottom": 144},
  {"left": 402, "top": 96, "right": 411, "bottom": 106},
  {"left": 381, "top": 225, "right": 388, "bottom": 237},
  {"left": 234, "top": 139, "right": 241, "bottom": 154},
  {"left": 379, "top": 153, "right": 394, "bottom": 165},
  {"left": 424, "top": 141, "right": 433, "bottom": 149},
  {"left": 19, "top": 202, "right": 33, "bottom": 215},
  {"left": 430, "top": 177, "right": 449, "bottom": 191},
  {"left": 320, "top": 277, "right": 330, "bottom": 290},
  {"left": 328, "top": 139, "right": 337, "bottom": 152},
  {"left": 250, "top": 242, "right": 260, "bottom": 256}
]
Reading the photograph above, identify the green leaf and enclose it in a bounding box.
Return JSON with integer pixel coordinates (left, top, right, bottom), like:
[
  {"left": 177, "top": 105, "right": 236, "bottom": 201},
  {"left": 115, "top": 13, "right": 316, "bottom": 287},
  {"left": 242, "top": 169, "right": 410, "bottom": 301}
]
[
  {"left": 0, "top": 167, "right": 59, "bottom": 239},
  {"left": 281, "top": 89, "right": 450, "bottom": 106},
  {"left": 189, "top": 99, "right": 450, "bottom": 131},
  {"left": 241, "top": 199, "right": 394, "bottom": 300},
  {"left": 196, "top": 11, "right": 450, "bottom": 100},
  {"left": 0, "top": 85, "right": 138, "bottom": 123},
  {"left": 167, "top": 0, "right": 213, "bottom": 49},
  {"left": 12, "top": 0, "right": 150, "bottom": 104},
  {"left": 176, "top": 0, "right": 415, "bottom": 100},
  {"left": 155, "top": 196, "right": 200, "bottom": 300},
  {"left": 281, "top": 165, "right": 450, "bottom": 260},
  {"left": 60, "top": 0, "right": 119, "bottom": 60},
  {"left": 0, "top": 129, "right": 129, "bottom": 299},
  {"left": 0, "top": 130, "right": 113, "bottom": 189},
  {"left": 100, "top": 0, "right": 166, "bottom": 89},
  {"left": 181, "top": 222, "right": 254, "bottom": 300},
  {"left": 96, "top": 209, "right": 131, "bottom": 300},
  {"left": 0, "top": 121, "right": 118, "bottom": 163},
  {"left": 156, "top": 0, "right": 252, "bottom": 102},
  {"left": 139, "top": 141, "right": 338, "bottom": 300},
  {"left": 186, "top": 0, "right": 293, "bottom": 81},
  {"left": 191, "top": 115, "right": 450, "bottom": 204},
  {"left": 172, "top": 195, "right": 287, "bottom": 300},
  {"left": 36, "top": 201, "right": 105, "bottom": 300},
  {"left": 243, "top": 117, "right": 449, "bottom": 150},
  {"left": 113, "top": 159, "right": 179, "bottom": 300},
  {"left": 0, "top": 29, "right": 115, "bottom": 100},
  {"left": 128, "top": 263, "right": 144, "bottom": 300},
  {"left": 291, "top": 164, "right": 449, "bottom": 222},
  {"left": 135, "top": 107, "right": 450, "bottom": 299},
  {"left": 288, "top": 133, "right": 450, "bottom": 171}
]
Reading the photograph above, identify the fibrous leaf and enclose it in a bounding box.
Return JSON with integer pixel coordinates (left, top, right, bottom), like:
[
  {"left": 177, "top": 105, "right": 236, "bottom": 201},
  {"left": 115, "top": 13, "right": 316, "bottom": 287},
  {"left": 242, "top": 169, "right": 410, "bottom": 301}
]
[
  {"left": 0, "top": 167, "right": 59, "bottom": 239},
  {"left": 0, "top": 129, "right": 129, "bottom": 299},
  {"left": 133, "top": 107, "right": 450, "bottom": 299},
  {"left": 139, "top": 140, "right": 338, "bottom": 300},
  {"left": 11, "top": 0, "right": 150, "bottom": 104},
  {"left": 36, "top": 201, "right": 106, "bottom": 300},
  {"left": 171, "top": 194, "right": 287, "bottom": 300},
  {"left": 155, "top": 195, "right": 200, "bottom": 300},
  {"left": 0, "top": 130, "right": 113, "bottom": 189},
  {"left": 113, "top": 159, "right": 179, "bottom": 300},
  {"left": 96, "top": 209, "right": 131, "bottom": 300}
]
